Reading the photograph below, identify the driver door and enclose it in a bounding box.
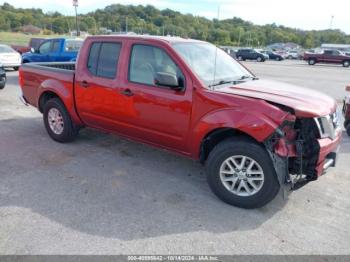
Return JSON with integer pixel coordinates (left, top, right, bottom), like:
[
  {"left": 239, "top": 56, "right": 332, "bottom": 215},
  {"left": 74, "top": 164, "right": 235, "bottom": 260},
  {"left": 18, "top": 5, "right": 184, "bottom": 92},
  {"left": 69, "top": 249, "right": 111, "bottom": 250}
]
[{"left": 118, "top": 42, "right": 193, "bottom": 152}]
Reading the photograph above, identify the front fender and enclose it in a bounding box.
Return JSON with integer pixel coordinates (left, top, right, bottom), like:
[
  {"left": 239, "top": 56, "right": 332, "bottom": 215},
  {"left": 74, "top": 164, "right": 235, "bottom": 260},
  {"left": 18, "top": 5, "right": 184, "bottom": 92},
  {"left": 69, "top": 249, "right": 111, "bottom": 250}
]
[{"left": 190, "top": 107, "right": 289, "bottom": 158}]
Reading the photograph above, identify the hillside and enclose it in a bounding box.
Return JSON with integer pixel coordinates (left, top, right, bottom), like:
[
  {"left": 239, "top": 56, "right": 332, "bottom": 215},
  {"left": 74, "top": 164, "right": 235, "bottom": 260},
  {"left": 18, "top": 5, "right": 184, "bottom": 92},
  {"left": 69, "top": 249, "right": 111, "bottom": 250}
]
[{"left": 0, "top": 2, "right": 349, "bottom": 48}]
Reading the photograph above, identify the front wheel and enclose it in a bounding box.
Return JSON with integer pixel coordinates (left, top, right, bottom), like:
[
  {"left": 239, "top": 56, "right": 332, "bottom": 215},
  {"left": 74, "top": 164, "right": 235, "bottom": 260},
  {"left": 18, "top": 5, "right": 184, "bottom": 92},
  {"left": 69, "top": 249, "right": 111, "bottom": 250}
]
[
  {"left": 238, "top": 56, "right": 243, "bottom": 61},
  {"left": 257, "top": 56, "right": 262, "bottom": 62},
  {"left": 343, "top": 61, "right": 350, "bottom": 67},
  {"left": 13, "top": 67, "right": 19, "bottom": 71},
  {"left": 205, "top": 138, "right": 280, "bottom": 209},
  {"left": 308, "top": 59, "right": 316, "bottom": 65},
  {"left": 43, "top": 98, "right": 79, "bottom": 143}
]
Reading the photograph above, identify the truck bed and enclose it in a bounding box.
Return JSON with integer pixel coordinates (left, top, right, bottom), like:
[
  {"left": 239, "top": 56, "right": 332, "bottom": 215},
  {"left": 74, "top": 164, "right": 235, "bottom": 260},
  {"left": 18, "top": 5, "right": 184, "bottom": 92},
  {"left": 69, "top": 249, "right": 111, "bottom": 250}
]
[{"left": 20, "top": 62, "right": 76, "bottom": 108}]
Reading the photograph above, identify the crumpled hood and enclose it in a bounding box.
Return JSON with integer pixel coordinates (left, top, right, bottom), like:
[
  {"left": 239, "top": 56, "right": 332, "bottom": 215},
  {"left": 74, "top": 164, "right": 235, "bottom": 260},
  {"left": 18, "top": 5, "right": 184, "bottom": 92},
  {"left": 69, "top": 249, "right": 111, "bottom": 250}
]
[{"left": 217, "top": 79, "right": 337, "bottom": 118}]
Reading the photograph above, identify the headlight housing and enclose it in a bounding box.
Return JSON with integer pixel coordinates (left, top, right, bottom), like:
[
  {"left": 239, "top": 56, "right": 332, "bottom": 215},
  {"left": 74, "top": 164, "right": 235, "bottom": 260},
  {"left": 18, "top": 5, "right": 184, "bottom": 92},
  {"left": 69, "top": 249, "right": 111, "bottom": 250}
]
[{"left": 314, "top": 108, "right": 341, "bottom": 140}]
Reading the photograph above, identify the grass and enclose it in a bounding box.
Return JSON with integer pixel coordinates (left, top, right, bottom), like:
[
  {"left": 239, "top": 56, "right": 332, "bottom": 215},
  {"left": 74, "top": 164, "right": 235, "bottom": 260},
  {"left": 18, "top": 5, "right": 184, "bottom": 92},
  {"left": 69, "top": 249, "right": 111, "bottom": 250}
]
[{"left": 0, "top": 32, "right": 68, "bottom": 45}]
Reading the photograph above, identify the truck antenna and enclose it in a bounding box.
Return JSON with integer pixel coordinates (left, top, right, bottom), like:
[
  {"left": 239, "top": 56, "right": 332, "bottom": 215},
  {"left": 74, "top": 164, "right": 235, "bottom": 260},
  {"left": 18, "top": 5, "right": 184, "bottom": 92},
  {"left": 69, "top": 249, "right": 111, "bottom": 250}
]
[{"left": 211, "top": 5, "right": 220, "bottom": 90}]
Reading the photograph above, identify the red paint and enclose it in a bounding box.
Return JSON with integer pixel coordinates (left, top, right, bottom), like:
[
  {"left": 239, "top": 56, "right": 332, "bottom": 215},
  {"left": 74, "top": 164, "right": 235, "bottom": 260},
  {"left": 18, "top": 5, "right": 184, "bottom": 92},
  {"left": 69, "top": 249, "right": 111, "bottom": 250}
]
[{"left": 19, "top": 35, "right": 340, "bottom": 176}]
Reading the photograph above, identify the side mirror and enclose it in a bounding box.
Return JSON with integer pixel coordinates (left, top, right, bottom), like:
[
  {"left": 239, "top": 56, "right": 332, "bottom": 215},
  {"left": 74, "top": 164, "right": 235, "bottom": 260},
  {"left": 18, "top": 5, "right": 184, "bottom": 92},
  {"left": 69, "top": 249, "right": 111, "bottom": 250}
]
[
  {"left": 30, "top": 47, "right": 35, "bottom": 53},
  {"left": 154, "top": 72, "right": 183, "bottom": 90}
]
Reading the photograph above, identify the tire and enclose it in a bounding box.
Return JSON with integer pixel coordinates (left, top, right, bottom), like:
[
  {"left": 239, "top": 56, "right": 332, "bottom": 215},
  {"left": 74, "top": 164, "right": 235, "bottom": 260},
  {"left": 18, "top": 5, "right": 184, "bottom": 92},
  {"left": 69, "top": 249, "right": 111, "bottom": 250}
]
[
  {"left": 346, "top": 124, "right": 350, "bottom": 137},
  {"left": 257, "top": 57, "right": 262, "bottom": 62},
  {"left": 205, "top": 138, "right": 280, "bottom": 209},
  {"left": 237, "top": 56, "right": 243, "bottom": 61},
  {"left": 0, "top": 77, "right": 6, "bottom": 89},
  {"left": 275, "top": 57, "right": 280, "bottom": 61},
  {"left": 308, "top": 58, "right": 316, "bottom": 65},
  {"left": 43, "top": 98, "right": 79, "bottom": 143},
  {"left": 13, "top": 67, "right": 19, "bottom": 71},
  {"left": 343, "top": 61, "right": 350, "bottom": 67}
]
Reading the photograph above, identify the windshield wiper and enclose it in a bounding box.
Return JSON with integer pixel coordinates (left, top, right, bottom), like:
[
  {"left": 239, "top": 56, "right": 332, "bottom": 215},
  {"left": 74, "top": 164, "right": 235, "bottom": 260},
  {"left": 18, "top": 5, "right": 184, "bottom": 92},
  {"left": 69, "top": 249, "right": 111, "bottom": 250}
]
[
  {"left": 208, "top": 80, "right": 237, "bottom": 88},
  {"left": 208, "top": 75, "right": 259, "bottom": 88},
  {"left": 240, "top": 75, "right": 259, "bottom": 80}
]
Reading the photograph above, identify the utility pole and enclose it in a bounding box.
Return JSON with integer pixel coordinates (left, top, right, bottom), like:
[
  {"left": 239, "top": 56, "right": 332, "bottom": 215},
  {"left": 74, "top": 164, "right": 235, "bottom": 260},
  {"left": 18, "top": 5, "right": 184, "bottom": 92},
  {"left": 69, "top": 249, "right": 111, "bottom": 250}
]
[
  {"left": 330, "top": 15, "right": 334, "bottom": 29},
  {"left": 125, "top": 17, "right": 128, "bottom": 33},
  {"left": 73, "top": 0, "right": 80, "bottom": 36}
]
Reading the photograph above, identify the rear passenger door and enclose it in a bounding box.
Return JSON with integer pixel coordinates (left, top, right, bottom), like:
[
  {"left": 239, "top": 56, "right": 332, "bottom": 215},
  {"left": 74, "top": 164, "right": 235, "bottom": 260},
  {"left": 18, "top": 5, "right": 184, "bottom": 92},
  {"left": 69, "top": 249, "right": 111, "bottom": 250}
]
[{"left": 74, "top": 41, "right": 126, "bottom": 131}]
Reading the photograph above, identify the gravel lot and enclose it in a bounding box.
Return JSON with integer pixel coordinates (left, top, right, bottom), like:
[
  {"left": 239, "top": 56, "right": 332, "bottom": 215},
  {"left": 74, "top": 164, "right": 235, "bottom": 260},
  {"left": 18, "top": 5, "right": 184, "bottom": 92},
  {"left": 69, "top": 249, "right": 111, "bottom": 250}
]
[{"left": 0, "top": 60, "right": 349, "bottom": 255}]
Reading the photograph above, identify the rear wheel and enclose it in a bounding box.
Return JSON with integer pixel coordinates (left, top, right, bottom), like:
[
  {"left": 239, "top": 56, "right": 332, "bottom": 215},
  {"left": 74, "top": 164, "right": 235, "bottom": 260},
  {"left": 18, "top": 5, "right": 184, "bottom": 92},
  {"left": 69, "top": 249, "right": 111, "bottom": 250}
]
[
  {"left": 275, "top": 57, "right": 281, "bottom": 61},
  {"left": 43, "top": 98, "right": 79, "bottom": 143},
  {"left": 308, "top": 58, "right": 316, "bottom": 65},
  {"left": 257, "top": 56, "right": 262, "bottom": 62},
  {"left": 205, "top": 138, "right": 280, "bottom": 209},
  {"left": 238, "top": 56, "right": 243, "bottom": 61},
  {"left": 343, "top": 61, "right": 350, "bottom": 67},
  {"left": 346, "top": 124, "right": 350, "bottom": 136}
]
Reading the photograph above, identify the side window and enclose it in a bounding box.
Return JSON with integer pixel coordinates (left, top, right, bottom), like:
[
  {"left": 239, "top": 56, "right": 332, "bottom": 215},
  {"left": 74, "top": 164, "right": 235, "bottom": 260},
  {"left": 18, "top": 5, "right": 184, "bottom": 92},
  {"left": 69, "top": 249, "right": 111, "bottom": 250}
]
[
  {"left": 332, "top": 50, "right": 340, "bottom": 55},
  {"left": 39, "top": 41, "right": 51, "bottom": 54},
  {"left": 51, "top": 40, "right": 60, "bottom": 53},
  {"left": 129, "top": 44, "right": 185, "bottom": 88},
  {"left": 87, "top": 42, "right": 121, "bottom": 79},
  {"left": 65, "top": 40, "right": 83, "bottom": 52}
]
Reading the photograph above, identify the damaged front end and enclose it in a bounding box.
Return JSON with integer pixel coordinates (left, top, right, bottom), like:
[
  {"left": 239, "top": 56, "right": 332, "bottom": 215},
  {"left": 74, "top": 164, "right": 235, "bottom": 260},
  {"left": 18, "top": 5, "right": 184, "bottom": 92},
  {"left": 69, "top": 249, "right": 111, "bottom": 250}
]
[{"left": 264, "top": 115, "right": 323, "bottom": 191}]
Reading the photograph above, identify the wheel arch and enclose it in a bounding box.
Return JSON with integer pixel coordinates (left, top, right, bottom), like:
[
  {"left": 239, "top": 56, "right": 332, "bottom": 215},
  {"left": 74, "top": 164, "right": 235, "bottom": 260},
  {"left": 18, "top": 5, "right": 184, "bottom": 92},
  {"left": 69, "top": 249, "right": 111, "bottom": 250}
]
[
  {"left": 37, "top": 79, "right": 83, "bottom": 126},
  {"left": 191, "top": 108, "right": 283, "bottom": 162},
  {"left": 199, "top": 127, "right": 261, "bottom": 163}
]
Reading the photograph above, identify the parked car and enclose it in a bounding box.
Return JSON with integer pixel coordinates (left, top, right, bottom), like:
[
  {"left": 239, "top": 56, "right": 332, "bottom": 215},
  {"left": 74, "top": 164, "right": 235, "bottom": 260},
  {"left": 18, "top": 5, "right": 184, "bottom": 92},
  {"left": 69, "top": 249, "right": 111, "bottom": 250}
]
[
  {"left": 19, "top": 35, "right": 341, "bottom": 209},
  {"left": 22, "top": 38, "right": 83, "bottom": 63},
  {"left": 343, "top": 85, "right": 350, "bottom": 136},
  {"left": 261, "top": 50, "right": 284, "bottom": 61},
  {"left": 0, "top": 65, "right": 6, "bottom": 89},
  {"left": 286, "top": 50, "right": 300, "bottom": 59},
  {"left": 11, "top": 38, "right": 46, "bottom": 54},
  {"left": 304, "top": 49, "right": 350, "bottom": 67},
  {"left": 0, "top": 44, "right": 22, "bottom": 70},
  {"left": 236, "top": 48, "right": 268, "bottom": 62}
]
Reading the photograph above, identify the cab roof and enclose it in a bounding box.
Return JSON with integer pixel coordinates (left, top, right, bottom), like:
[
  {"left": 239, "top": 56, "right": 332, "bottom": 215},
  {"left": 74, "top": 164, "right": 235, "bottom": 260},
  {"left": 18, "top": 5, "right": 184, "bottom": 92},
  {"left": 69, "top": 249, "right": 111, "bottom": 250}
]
[{"left": 86, "top": 35, "right": 206, "bottom": 44}]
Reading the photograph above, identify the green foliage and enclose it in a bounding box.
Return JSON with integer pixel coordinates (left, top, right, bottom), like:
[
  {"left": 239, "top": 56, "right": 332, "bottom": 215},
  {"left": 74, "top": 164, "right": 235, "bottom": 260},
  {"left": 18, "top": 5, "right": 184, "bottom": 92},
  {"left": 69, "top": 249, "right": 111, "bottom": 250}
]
[{"left": 0, "top": 2, "right": 349, "bottom": 48}]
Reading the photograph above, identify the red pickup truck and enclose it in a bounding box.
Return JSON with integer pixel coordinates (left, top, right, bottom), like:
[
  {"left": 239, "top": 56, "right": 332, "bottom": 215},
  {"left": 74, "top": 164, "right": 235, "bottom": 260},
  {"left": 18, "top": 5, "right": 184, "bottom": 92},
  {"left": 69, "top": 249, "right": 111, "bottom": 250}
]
[
  {"left": 19, "top": 35, "right": 342, "bottom": 209},
  {"left": 304, "top": 49, "right": 350, "bottom": 67},
  {"left": 11, "top": 37, "right": 46, "bottom": 54}
]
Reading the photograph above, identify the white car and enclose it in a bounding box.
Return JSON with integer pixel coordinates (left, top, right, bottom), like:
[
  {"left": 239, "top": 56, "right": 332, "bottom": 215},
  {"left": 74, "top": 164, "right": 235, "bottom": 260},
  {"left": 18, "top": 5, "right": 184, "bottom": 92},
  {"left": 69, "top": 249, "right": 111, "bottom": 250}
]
[
  {"left": 286, "top": 50, "right": 300, "bottom": 59},
  {"left": 0, "top": 44, "right": 22, "bottom": 70}
]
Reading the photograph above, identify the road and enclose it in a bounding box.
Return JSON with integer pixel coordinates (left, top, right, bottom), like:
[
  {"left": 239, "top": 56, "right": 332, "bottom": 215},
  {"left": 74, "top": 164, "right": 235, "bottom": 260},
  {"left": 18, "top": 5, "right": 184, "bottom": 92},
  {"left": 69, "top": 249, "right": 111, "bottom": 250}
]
[{"left": 0, "top": 61, "right": 349, "bottom": 255}]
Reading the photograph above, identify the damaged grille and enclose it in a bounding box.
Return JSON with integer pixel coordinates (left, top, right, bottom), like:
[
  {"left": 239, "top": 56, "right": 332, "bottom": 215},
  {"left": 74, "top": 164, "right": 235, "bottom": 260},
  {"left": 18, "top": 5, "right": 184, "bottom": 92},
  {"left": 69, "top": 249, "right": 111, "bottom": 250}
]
[{"left": 290, "top": 118, "right": 320, "bottom": 181}]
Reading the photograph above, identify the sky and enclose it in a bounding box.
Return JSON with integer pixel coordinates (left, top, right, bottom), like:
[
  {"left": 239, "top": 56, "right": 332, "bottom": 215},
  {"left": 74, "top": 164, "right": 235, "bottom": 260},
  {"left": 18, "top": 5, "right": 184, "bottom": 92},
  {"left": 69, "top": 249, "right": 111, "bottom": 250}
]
[{"left": 1, "top": 0, "right": 349, "bottom": 34}]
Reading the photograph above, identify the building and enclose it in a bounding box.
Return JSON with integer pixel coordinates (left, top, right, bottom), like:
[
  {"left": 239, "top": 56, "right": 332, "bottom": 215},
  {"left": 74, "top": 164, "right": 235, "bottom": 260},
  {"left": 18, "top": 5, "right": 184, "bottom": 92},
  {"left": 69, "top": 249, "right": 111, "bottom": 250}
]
[{"left": 321, "top": 43, "right": 350, "bottom": 52}]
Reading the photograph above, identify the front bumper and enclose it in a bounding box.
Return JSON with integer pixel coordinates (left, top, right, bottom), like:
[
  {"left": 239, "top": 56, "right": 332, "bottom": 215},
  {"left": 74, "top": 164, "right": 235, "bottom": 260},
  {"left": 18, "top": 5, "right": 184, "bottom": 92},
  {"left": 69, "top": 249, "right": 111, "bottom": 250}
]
[
  {"left": 1, "top": 62, "right": 21, "bottom": 68},
  {"left": 315, "top": 130, "right": 341, "bottom": 176}
]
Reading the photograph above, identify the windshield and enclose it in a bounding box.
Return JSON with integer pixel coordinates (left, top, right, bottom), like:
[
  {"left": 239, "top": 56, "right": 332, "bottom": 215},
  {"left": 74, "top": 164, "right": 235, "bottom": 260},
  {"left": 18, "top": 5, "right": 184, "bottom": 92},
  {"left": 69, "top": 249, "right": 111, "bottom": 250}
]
[
  {"left": 0, "top": 45, "right": 16, "bottom": 53},
  {"left": 173, "top": 42, "right": 253, "bottom": 88}
]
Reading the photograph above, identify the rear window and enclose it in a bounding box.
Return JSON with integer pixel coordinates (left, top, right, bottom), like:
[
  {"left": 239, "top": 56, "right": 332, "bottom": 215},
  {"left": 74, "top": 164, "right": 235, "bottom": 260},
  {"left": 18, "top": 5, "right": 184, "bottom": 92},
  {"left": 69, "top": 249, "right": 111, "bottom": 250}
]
[{"left": 87, "top": 42, "right": 121, "bottom": 79}]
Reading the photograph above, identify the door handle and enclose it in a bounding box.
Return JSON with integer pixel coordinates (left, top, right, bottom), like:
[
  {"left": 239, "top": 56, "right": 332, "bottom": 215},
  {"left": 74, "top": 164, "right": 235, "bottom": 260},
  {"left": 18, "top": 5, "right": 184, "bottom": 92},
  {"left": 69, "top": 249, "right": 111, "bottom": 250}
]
[
  {"left": 80, "top": 80, "right": 89, "bottom": 88},
  {"left": 121, "top": 89, "right": 134, "bottom": 97}
]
